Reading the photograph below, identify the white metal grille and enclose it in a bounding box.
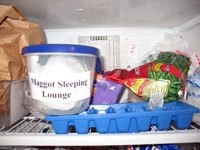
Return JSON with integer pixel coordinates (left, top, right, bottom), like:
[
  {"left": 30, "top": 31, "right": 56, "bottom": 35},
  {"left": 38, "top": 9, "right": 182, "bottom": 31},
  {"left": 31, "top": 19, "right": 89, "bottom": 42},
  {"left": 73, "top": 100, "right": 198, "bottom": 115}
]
[
  {"left": 79, "top": 35, "right": 120, "bottom": 71},
  {"left": 0, "top": 115, "right": 200, "bottom": 146}
]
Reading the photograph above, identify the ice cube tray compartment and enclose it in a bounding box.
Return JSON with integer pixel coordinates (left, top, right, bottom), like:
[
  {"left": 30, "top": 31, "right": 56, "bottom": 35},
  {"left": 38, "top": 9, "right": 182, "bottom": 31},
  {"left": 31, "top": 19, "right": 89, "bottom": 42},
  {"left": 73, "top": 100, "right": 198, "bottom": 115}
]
[{"left": 45, "top": 101, "right": 199, "bottom": 134}]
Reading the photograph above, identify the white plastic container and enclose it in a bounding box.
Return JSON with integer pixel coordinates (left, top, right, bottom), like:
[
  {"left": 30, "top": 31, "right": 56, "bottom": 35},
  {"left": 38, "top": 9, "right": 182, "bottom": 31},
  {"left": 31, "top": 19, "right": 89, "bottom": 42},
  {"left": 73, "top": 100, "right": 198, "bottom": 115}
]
[{"left": 22, "top": 44, "right": 102, "bottom": 118}]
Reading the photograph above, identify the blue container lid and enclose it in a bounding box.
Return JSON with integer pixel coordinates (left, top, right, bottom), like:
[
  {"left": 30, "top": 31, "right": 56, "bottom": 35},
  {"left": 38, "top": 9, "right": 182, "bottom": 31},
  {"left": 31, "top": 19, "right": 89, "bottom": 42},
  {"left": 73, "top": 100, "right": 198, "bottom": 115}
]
[
  {"left": 22, "top": 44, "right": 102, "bottom": 72},
  {"left": 22, "top": 44, "right": 100, "bottom": 56}
]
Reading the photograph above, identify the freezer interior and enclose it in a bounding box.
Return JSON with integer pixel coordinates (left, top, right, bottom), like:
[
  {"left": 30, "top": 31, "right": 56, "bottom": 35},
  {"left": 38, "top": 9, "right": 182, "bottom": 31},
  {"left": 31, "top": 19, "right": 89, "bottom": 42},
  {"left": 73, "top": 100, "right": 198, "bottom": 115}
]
[{"left": 0, "top": 0, "right": 200, "bottom": 148}]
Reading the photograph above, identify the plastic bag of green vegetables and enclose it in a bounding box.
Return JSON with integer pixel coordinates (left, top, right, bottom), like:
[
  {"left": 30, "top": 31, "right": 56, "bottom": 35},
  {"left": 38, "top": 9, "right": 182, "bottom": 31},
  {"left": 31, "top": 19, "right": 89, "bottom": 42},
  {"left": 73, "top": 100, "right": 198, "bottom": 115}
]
[
  {"left": 124, "top": 62, "right": 186, "bottom": 103},
  {"left": 148, "top": 65, "right": 184, "bottom": 102},
  {"left": 155, "top": 52, "right": 191, "bottom": 76}
]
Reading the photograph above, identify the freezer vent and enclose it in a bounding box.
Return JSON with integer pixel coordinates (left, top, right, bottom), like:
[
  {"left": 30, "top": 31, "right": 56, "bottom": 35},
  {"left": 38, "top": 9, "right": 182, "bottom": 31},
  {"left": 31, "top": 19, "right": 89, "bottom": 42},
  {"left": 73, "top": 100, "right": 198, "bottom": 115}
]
[
  {"left": 89, "top": 36, "right": 108, "bottom": 41},
  {"left": 78, "top": 35, "right": 120, "bottom": 71}
]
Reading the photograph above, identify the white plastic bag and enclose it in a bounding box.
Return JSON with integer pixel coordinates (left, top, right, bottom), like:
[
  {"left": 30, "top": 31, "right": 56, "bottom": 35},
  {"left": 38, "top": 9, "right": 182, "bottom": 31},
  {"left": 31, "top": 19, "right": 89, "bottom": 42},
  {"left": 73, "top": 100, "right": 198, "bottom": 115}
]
[{"left": 153, "top": 33, "right": 199, "bottom": 76}]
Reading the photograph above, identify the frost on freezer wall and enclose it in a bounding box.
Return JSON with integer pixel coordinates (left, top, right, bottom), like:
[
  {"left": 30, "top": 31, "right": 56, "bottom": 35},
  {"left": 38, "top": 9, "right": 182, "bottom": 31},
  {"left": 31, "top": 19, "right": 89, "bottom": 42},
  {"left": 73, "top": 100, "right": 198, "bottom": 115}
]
[{"left": 45, "top": 28, "right": 172, "bottom": 70}]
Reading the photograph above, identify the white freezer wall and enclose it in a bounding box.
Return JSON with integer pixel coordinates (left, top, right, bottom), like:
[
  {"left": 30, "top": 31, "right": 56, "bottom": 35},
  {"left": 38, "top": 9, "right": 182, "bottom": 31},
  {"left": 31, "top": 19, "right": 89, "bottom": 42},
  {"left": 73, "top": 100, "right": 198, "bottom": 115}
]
[
  {"left": 178, "top": 24, "right": 200, "bottom": 55},
  {"left": 44, "top": 26, "right": 200, "bottom": 69},
  {"left": 175, "top": 15, "right": 200, "bottom": 55},
  {"left": 182, "top": 24, "right": 200, "bottom": 73},
  {"left": 44, "top": 28, "right": 173, "bottom": 69}
]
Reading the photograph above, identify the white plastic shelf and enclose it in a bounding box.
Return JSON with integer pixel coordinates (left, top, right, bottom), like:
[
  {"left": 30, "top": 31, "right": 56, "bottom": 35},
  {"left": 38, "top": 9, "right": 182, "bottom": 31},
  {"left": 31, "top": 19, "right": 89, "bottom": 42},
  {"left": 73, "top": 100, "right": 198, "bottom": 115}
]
[{"left": 0, "top": 115, "right": 200, "bottom": 146}]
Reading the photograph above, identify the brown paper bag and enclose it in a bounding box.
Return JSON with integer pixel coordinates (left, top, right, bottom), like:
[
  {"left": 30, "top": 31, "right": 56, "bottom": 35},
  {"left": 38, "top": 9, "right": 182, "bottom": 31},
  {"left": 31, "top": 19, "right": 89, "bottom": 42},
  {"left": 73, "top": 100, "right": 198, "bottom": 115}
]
[
  {"left": 0, "top": 81, "right": 10, "bottom": 115},
  {"left": 0, "top": 4, "right": 46, "bottom": 114}
]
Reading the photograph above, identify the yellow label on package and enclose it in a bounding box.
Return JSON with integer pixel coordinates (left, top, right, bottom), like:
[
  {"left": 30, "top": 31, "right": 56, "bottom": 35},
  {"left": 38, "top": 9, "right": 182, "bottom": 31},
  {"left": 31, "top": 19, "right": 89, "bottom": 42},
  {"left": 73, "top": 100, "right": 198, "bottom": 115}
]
[
  {"left": 153, "top": 63, "right": 163, "bottom": 72},
  {"left": 125, "top": 78, "right": 170, "bottom": 97}
]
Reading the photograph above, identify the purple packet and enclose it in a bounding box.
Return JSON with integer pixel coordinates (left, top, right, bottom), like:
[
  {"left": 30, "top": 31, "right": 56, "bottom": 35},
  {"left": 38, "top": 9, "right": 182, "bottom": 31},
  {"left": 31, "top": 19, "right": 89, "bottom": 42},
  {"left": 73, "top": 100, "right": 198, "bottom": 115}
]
[{"left": 91, "top": 74, "right": 124, "bottom": 104}]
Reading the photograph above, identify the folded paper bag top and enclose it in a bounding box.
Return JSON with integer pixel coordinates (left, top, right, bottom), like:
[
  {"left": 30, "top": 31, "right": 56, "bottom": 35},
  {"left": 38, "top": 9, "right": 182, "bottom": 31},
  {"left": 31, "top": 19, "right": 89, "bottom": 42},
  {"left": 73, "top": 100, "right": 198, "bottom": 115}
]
[{"left": 0, "top": 5, "right": 25, "bottom": 23}]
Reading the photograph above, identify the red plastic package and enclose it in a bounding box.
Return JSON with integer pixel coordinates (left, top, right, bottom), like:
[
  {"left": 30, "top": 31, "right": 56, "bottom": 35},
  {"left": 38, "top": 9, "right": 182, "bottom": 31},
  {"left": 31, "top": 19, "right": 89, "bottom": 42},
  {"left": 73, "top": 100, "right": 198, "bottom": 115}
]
[
  {"left": 105, "top": 62, "right": 153, "bottom": 84},
  {"left": 105, "top": 62, "right": 187, "bottom": 102},
  {"left": 105, "top": 62, "right": 186, "bottom": 84}
]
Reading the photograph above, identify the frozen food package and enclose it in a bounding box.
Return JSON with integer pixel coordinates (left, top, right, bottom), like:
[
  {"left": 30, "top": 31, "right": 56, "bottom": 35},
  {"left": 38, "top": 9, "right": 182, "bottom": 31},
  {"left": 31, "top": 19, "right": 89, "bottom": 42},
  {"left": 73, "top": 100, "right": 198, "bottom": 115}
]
[
  {"left": 125, "top": 65, "right": 185, "bottom": 102},
  {"left": 155, "top": 51, "right": 191, "bottom": 76},
  {"left": 186, "top": 66, "right": 200, "bottom": 123},
  {"left": 91, "top": 74, "right": 124, "bottom": 105},
  {"left": 106, "top": 62, "right": 186, "bottom": 103}
]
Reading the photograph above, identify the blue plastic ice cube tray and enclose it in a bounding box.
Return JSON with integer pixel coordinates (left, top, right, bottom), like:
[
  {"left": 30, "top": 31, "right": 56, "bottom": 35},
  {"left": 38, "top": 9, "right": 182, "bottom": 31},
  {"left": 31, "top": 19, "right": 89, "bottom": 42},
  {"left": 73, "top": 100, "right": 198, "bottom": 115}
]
[{"left": 45, "top": 101, "right": 199, "bottom": 134}]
